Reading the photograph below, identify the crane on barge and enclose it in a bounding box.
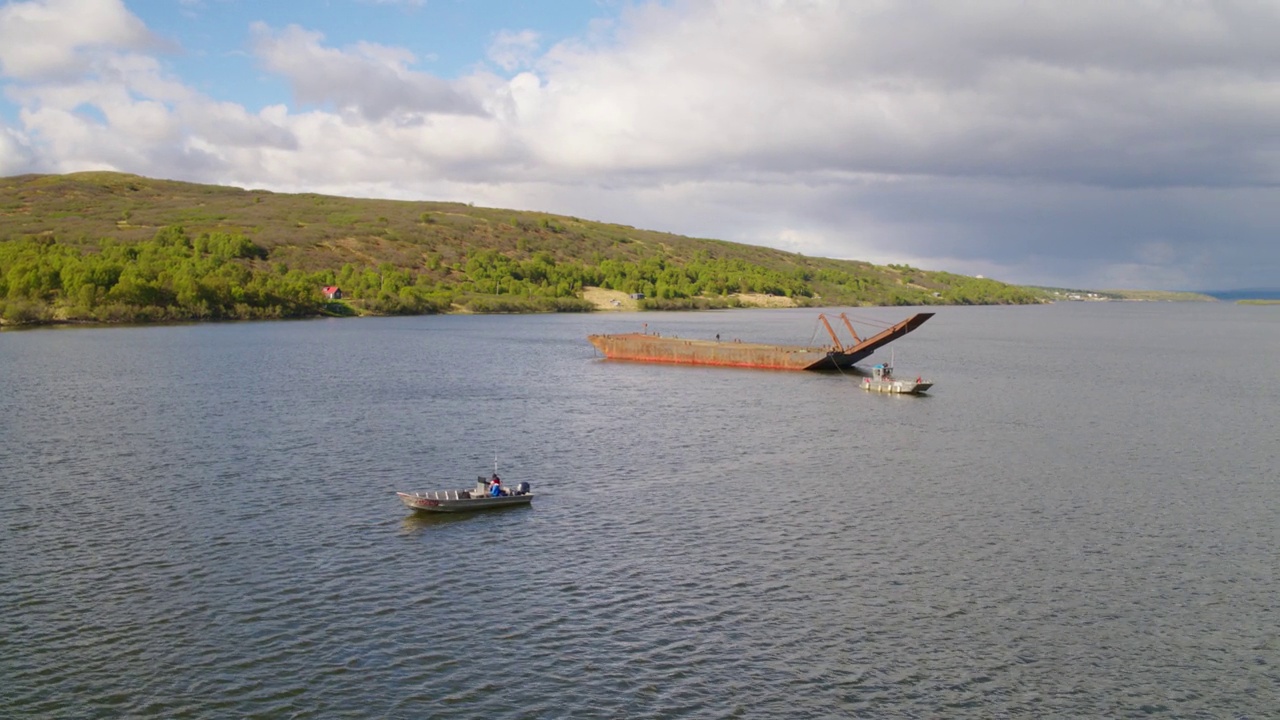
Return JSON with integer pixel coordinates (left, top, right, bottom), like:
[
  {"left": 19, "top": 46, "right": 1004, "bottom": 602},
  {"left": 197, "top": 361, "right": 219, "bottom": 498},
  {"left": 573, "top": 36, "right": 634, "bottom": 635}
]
[{"left": 816, "top": 312, "right": 867, "bottom": 351}]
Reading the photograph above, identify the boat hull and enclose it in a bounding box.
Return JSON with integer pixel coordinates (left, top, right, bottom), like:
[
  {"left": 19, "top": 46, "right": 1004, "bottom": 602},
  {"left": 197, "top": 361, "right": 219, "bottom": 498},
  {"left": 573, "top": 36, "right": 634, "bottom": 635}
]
[
  {"left": 587, "top": 312, "right": 933, "bottom": 372},
  {"left": 396, "top": 491, "right": 532, "bottom": 513},
  {"left": 862, "top": 378, "right": 932, "bottom": 394}
]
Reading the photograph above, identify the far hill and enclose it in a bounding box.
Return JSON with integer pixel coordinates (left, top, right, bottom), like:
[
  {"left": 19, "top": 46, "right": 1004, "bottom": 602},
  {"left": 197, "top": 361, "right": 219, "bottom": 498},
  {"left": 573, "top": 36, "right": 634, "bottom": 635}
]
[
  {"left": 0, "top": 172, "right": 1042, "bottom": 325},
  {"left": 1028, "top": 287, "right": 1218, "bottom": 302},
  {"left": 1199, "top": 288, "right": 1280, "bottom": 301}
]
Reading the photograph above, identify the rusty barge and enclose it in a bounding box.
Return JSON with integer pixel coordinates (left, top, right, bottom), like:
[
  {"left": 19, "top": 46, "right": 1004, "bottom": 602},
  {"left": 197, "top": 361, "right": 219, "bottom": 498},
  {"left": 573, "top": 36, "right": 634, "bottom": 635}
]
[{"left": 587, "top": 312, "right": 933, "bottom": 371}]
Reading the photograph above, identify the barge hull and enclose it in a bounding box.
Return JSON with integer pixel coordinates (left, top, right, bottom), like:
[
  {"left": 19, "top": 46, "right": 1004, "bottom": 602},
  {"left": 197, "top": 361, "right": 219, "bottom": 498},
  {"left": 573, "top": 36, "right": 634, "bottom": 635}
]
[
  {"left": 588, "top": 312, "right": 933, "bottom": 372},
  {"left": 586, "top": 335, "right": 835, "bottom": 370}
]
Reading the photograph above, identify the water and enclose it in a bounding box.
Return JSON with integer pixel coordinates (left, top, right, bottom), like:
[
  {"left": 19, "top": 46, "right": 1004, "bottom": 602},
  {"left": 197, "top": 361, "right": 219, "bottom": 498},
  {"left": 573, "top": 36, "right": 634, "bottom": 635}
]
[{"left": 2, "top": 303, "right": 1278, "bottom": 718}]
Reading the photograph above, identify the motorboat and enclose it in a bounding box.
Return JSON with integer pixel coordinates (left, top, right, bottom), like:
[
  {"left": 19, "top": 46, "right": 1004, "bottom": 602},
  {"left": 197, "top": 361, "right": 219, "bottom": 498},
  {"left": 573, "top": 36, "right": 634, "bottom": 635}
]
[
  {"left": 862, "top": 363, "right": 933, "bottom": 394},
  {"left": 396, "top": 476, "right": 532, "bottom": 513}
]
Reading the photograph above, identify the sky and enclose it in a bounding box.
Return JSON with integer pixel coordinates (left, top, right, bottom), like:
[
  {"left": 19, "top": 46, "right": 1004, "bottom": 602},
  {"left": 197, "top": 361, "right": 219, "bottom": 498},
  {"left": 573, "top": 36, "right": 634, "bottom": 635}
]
[{"left": 1, "top": 0, "right": 1279, "bottom": 291}]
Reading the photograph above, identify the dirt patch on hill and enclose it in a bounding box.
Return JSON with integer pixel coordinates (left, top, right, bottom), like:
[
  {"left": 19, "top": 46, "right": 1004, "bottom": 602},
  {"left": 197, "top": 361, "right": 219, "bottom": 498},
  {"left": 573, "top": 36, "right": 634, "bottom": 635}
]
[
  {"left": 732, "top": 293, "right": 797, "bottom": 308},
  {"left": 583, "top": 287, "right": 641, "bottom": 310},
  {"left": 582, "top": 288, "right": 797, "bottom": 310}
]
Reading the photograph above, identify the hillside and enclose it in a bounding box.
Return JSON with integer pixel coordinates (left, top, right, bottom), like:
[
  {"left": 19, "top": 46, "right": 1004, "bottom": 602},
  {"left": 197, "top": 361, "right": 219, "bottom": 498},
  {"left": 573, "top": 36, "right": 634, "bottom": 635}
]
[{"left": 0, "top": 172, "right": 1042, "bottom": 325}]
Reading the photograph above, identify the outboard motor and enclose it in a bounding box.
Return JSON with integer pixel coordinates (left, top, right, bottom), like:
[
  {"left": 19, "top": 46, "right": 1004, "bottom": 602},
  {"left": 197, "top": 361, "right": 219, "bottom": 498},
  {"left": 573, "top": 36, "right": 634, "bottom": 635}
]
[{"left": 515, "top": 481, "right": 531, "bottom": 496}]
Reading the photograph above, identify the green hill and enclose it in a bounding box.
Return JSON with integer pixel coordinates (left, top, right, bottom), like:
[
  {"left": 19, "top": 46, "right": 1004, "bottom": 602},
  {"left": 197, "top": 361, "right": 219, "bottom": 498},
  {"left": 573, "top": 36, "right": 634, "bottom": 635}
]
[{"left": 0, "top": 171, "right": 1043, "bottom": 325}]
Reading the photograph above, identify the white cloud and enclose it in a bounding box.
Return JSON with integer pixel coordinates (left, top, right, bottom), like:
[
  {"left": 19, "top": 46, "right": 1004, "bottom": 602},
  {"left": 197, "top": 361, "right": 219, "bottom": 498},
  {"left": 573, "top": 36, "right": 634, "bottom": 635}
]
[
  {"left": 0, "top": 1, "right": 297, "bottom": 179},
  {"left": 0, "top": 124, "right": 35, "bottom": 175},
  {"left": 487, "top": 29, "right": 540, "bottom": 72},
  {"left": 0, "top": 0, "right": 161, "bottom": 81},
  {"left": 249, "top": 23, "right": 486, "bottom": 121}
]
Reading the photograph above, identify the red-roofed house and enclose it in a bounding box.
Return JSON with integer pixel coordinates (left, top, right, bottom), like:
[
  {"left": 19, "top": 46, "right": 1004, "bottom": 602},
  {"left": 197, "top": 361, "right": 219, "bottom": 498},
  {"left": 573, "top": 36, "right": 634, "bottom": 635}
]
[{"left": 322, "top": 286, "right": 343, "bottom": 300}]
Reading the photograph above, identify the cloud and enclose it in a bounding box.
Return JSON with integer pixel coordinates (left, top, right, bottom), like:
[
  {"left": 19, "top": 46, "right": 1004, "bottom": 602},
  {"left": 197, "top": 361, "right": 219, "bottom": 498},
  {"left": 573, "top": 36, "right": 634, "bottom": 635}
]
[
  {"left": 0, "top": 0, "right": 163, "bottom": 81},
  {"left": 0, "top": 124, "right": 35, "bottom": 175},
  {"left": 0, "top": 0, "right": 296, "bottom": 179},
  {"left": 487, "top": 30, "right": 540, "bottom": 72},
  {"left": 249, "top": 23, "right": 487, "bottom": 121},
  {"left": 503, "top": 0, "right": 1280, "bottom": 189}
]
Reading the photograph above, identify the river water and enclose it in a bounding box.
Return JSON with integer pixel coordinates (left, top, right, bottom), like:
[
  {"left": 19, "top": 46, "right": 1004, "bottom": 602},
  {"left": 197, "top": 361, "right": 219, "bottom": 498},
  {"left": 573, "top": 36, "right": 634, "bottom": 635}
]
[{"left": 2, "top": 302, "right": 1277, "bottom": 718}]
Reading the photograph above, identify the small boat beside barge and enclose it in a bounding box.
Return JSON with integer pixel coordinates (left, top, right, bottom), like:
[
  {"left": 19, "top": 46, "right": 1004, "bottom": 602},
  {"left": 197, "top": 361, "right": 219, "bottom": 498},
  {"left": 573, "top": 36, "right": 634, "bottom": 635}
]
[
  {"left": 397, "top": 476, "right": 533, "bottom": 513},
  {"left": 862, "top": 363, "right": 933, "bottom": 394},
  {"left": 587, "top": 312, "right": 933, "bottom": 371}
]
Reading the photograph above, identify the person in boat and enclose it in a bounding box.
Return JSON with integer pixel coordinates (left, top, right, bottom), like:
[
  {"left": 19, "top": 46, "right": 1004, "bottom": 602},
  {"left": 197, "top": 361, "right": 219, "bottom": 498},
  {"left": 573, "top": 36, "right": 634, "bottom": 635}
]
[{"left": 489, "top": 473, "right": 503, "bottom": 497}]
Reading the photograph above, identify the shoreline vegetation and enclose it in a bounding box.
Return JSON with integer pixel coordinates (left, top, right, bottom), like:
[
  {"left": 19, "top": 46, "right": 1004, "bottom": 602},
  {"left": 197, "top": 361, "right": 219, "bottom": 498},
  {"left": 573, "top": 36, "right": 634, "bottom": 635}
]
[{"left": 0, "top": 171, "right": 1203, "bottom": 328}]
